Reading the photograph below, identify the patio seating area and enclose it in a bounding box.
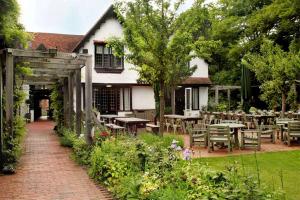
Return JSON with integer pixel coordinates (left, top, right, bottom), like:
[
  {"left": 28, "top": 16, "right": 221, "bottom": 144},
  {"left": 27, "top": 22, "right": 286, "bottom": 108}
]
[{"left": 160, "top": 110, "right": 300, "bottom": 156}]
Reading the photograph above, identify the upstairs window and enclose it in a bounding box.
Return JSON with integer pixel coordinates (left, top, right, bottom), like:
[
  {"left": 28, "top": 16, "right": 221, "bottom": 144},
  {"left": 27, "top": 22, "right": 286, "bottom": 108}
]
[{"left": 95, "top": 43, "right": 124, "bottom": 72}]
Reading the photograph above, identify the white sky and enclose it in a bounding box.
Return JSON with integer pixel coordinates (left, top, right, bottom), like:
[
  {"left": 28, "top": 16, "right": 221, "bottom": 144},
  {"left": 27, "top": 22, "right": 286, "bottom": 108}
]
[{"left": 18, "top": 0, "right": 214, "bottom": 35}]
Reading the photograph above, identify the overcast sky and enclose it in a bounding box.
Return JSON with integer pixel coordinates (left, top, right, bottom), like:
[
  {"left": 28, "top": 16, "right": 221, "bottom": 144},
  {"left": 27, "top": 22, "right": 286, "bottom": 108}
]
[{"left": 18, "top": 0, "right": 212, "bottom": 35}]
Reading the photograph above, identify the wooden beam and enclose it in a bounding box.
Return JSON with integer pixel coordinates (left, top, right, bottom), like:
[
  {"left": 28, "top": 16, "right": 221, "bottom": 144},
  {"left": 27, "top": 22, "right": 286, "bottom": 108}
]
[
  {"left": 0, "top": 55, "right": 3, "bottom": 167},
  {"left": 68, "top": 73, "right": 74, "bottom": 130},
  {"left": 63, "top": 78, "right": 69, "bottom": 127},
  {"left": 215, "top": 86, "right": 219, "bottom": 105},
  {"left": 16, "top": 57, "right": 86, "bottom": 66},
  {"left": 85, "top": 57, "right": 93, "bottom": 145},
  {"left": 10, "top": 48, "right": 89, "bottom": 61},
  {"left": 27, "top": 62, "right": 82, "bottom": 70},
  {"left": 171, "top": 87, "right": 175, "bottom": 114},
  {"left": 25, "top": 81, "right": 57, "bottom": 85},
  {"left": 75, "top": 69, "right": 81, "bottom": 136},
  {"left": 5, "top": 52, "right": 14, "bottom": 138}
]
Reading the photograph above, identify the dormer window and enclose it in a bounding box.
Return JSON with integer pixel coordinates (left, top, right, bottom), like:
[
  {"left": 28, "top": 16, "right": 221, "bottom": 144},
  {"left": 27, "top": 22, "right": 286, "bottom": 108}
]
[{"left": 94, "top": 43, "right": 124, "bottom": 73}]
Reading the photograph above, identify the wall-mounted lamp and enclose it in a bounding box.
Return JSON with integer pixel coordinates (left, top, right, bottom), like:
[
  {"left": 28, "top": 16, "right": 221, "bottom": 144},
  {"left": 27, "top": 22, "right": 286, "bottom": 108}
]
[{"left": 106, "top": 84, "right": 112, "bottom": 88}]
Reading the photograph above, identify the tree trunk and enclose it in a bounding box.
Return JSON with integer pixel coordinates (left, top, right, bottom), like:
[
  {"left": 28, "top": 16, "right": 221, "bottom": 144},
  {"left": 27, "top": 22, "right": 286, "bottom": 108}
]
[
  {"left": 159, "top": 80, "right": 165, "bottom": 136},
  {"left": 281, "top": 92, "right": 286, "bottom": 114}
]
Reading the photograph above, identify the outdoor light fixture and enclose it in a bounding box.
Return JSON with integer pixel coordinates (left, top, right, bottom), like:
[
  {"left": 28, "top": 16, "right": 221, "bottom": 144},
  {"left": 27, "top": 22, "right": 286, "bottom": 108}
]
[
  {"left": 177, "top": 85, "right": 182, "bottom": 88},
  {"left": 49, "top": 48, "right": 57, "bottom": 57},
  {"left": 106, "top": 84, "right": 112, "bottom": 88}
]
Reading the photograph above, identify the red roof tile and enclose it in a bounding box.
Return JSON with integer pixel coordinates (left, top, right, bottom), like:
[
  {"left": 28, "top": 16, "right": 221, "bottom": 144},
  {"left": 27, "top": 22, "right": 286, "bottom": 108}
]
[
  {"left": 30, "top": 32, "right": 84, "bottom": 53},
  {"left": 182, "top": 77, "right": 212, "bottom": 85}
]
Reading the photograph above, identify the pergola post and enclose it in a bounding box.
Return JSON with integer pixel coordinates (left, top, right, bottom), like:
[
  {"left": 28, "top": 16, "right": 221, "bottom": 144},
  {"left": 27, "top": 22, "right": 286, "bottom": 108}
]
[
  {"left": 215, "top": 86, "right": 219, "bottom": 105},
  {"left": 68, "top": 72, "right": 74, "bottom": 130},
  {"left": 85, "top": 57, "right": 93, "bottom": 145},
  {"left": 0, "top": 55, "right": 3, "bottom": 167},
  {"left": 63, "top": 78, "right": 69, "bottom": 127},
  {"left": 75, "top": 69, "right": 81, "bottom": 136},
  {"left": 171, "top": 87, "right": 175, "bottom": 114},
  {"left": 5, "top": 51, "right": 14, "bottom": 138},
  {"left": 227, "top": 89, "right": 231, "bottom": 109}
]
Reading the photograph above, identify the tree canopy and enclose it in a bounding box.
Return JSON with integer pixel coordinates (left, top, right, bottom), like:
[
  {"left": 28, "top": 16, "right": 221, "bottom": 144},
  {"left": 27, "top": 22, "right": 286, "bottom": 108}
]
[
  {"left": 0, "top": 0, "right": 30, "bottom": 48},
  {"left": 111, "top": 0, "right": 216, "bottom": 134}
]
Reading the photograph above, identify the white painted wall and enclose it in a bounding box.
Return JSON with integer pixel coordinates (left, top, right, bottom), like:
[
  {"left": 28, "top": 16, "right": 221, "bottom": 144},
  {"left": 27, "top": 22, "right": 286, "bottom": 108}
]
[
  {"left": 190, "top": 57, "right": 209, "bottom": 78},
  {"left": 132, "top": 86, "right": 155, "bottom": 110},
  {"left": 80, "top": 18, "right": 139, "bottom": 84}
]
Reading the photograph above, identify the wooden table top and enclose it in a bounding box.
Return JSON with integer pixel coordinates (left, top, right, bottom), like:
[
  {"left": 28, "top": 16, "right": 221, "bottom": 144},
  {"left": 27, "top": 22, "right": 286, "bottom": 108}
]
[
  {"left": 164, "top": 114, "right": 201, "bottom": 120},
  {"left": 213, "top": 123, "right": 245, "bottom": 128},
  {"left": 100, "top": 114, "right": 119, "bottom": 119},
  {"left": 115, "top": 117, "right": 150, "bottom": 123}
]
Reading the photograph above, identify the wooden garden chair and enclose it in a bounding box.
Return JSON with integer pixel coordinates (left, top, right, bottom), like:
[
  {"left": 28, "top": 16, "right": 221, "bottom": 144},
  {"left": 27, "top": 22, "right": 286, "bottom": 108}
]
[
  {"left": 286, "top": 121, "right": 300, "bottom": 146},
  {"left": 187, "top": 123, "right": 207, "bottom": 147},
  {"left": 207, "top": 125, "right": 232, "bottom": 153},
  {"left": 241, "top": 128, "right": 261, "bottom": 151}
]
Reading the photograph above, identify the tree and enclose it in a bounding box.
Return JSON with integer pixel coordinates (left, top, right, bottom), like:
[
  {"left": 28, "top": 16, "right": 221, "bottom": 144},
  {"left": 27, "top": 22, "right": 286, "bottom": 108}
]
[
  {"left": 111, "top": 0, "right": 213, "bottom": 135},
  {"left": 0, "top": 0, "right": 30, "bottom": 48},
  {"left": 242, "top": 39, "right": 300, "bottom": 112}
]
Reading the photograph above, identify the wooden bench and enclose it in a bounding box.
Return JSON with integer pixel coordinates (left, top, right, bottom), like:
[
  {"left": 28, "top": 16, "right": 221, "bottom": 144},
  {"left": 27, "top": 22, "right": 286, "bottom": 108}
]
[
  {"left": 146, "top": 123, "right": 160, "bottom": 134},
  {"left": 105, "top": 124, "right": 125, "bottom": 135}
]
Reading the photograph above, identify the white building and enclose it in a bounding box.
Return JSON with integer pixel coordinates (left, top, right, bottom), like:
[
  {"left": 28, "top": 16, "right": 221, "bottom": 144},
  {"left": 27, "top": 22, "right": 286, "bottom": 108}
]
[{"left": 30, "top": 5, "right": 211, "bottom": 119}]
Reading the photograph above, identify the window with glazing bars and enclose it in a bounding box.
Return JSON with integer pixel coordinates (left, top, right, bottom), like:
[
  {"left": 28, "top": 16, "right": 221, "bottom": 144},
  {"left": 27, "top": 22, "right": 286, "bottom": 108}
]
[{"left": 95, "top": 44, "right": 123, "bottom": 69}]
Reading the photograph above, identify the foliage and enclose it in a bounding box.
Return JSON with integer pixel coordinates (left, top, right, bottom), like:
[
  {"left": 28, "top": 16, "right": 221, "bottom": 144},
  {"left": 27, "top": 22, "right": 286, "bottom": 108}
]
[
  {"left": 50, "top": 83, "right": 64, "bottom": 131},
  {"left": 242, "top": 39, "right": 300, "bottom": 111},
  {"left": 216, "top": 102, "right": 228, "bottom": 112},
  {"left": 59, "top": 128, "right": 77, "bottom": 148},
  {"left": 72, "top": 137, "right": 92, "bottom": 166},
  {"left": 87, "top": 135, "right": 279, "bottom": 200},
  {"left": 2, "top": 116, "right": 26, "bottom": 168},
  {"left": 111, "top": 0, "right": 216, "bottom": 134},
  {"left": 0, "top": 0, "right": 31, "bottom": 47},
  {"left": 138, "top": 132, "right": 184, "bottom": 148},
  {"left": 2, "top": 62, "right": 31, "bottom": 170}
]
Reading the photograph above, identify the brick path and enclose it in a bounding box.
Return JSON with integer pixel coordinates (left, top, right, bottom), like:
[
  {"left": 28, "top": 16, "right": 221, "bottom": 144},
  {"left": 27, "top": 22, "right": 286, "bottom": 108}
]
[{"left": 0, "top": 120, "right": 113, "bottom": 200}]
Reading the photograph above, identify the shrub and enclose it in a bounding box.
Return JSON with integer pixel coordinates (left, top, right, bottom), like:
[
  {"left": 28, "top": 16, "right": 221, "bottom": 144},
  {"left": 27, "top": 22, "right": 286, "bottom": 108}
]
[
  {"left": 2, "top": 116, "right": 26, "bottom": 169},
  {"left": 87, "top": 135, "right": 280, "bottom": 200},
  {"left": 59, "top": 128, "right": 76, "bottom": 147},
  {"left": 72, "top": 137, "right": 91, "bottom": 166}
]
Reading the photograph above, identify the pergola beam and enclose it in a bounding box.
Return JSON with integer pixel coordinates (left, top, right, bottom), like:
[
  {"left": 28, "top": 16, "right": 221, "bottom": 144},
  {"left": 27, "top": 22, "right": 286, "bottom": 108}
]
[
  {"left": 26, "top": 62, "right": 82, "bottom": 70},
  {"left": 9, "top": 48, "right": 89, "bottom": 61},
  {"left": 16, "top": 57, "right": 86, "bottom": 66}
]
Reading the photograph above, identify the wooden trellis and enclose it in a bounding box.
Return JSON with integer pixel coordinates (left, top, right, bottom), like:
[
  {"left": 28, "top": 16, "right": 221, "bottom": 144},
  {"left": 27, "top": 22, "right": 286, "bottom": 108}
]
[{"left": 0, "top": 48, "right": 94, "bottom": 162}]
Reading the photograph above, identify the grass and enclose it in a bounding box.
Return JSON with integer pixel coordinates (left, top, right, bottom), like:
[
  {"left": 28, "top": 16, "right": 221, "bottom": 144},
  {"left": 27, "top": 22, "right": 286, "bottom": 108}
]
[{"left": 197, "top": 150, "right": 300, "bottom": 200}]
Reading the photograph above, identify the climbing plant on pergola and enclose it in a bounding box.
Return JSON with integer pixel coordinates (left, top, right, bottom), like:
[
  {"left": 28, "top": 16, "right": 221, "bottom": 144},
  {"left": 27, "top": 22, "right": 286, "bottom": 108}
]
[{"left": 0, "top": 48, "right": 94, "bottom": 163}]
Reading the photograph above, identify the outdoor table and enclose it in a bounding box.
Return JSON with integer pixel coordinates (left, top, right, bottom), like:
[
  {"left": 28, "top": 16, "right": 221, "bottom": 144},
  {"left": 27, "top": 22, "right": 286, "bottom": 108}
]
[
  {"left": 214, "top": 123, "right": 245, "bottom": 148},
  {"left": 115, "top": 117, "right": 150, "bottom": 135},
  {"left": 100, "top": 114, "right": 119, "bottom": 123}
]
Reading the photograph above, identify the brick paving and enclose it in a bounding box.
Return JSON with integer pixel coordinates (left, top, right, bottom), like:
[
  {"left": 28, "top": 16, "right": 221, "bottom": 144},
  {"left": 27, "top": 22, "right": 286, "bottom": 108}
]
[{"left": 0, "top": 120, "right": 113, "bottom": 200}]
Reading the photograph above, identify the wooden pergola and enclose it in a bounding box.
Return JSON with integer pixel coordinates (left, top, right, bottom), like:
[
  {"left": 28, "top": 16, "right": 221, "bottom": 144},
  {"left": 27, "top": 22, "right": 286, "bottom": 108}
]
[
  {"left": 0, "top": 48, "right": 93, "bottom": 161},
  {"left": 210, "top": 85, "right": 241, "bottom": 107}
]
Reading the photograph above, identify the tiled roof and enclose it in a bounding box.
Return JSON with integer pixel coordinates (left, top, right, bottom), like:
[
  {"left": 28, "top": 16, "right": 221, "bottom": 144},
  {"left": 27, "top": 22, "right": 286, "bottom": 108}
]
[
  {"left": 30, "top": 32, "right": 84, "bottom": 53},
  {"left": 182, "top": 77, "right": 212, "bottom": 85}
]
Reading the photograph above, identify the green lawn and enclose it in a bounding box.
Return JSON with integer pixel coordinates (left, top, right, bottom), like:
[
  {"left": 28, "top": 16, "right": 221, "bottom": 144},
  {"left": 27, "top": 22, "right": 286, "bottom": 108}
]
[{"left": 196, "top": 150, "right": 300, "bottom": 200}]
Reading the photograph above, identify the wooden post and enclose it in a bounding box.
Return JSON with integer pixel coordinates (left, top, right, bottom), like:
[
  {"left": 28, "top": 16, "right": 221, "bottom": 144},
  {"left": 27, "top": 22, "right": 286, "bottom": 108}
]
[
  {"left": 5, "top": 51, "right": 14, "bottom": 138},
  {"left": 85, "top": 57, "right": 93, "bottom": 145},
  {"left": 68, "top": 73, "right": 74, "bottom": 130},
  {"left": 227, "top": 89, "right": 231, "bottom": 109},
  {"left": 171, "top": 87, "right": 175, "bottom": 114},
  {"left": 75, "top": 69, "right": 81, "bottom": 136},
  {"left": 215, "top": 86, "right": 219, "bottom": 105},
  {"left": 0, "top": 55, "right": 3, "bottom": 167},
  {"left": 63, "top": 78, "right": 69, "bottom": 127}
]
